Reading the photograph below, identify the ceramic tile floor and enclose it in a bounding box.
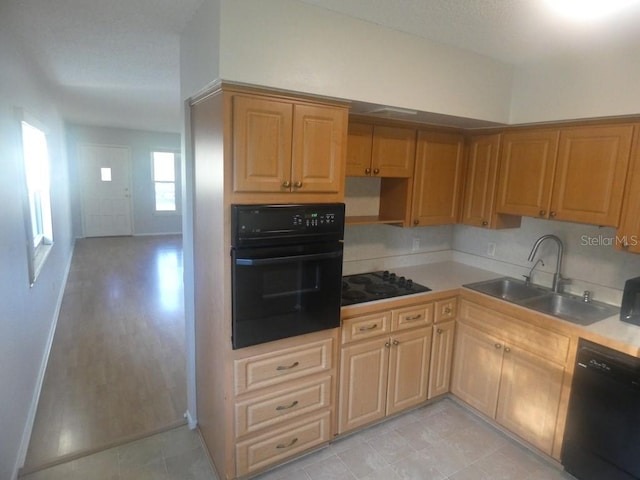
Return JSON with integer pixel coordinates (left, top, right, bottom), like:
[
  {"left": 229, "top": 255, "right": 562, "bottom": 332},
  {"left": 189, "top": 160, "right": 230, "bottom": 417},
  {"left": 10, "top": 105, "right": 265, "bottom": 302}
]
[{"left": 22, "top": 398, "right": 576, "bottom": 480}]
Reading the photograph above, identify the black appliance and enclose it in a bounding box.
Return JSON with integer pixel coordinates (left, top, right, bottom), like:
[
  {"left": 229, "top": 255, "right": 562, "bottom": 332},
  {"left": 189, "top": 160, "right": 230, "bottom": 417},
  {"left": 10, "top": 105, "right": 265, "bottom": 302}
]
[
  {"left": 561, "top": 338, "right": 640, "bottom": 480},
  {"left": 341, "top": 271, "right": 431, "bottom": 306},
  {"left": 231, "top": 203, "right": 345, "bottom": 349},
  {"left": 621, "top": 276, "right": 640, "bottom": 326}
]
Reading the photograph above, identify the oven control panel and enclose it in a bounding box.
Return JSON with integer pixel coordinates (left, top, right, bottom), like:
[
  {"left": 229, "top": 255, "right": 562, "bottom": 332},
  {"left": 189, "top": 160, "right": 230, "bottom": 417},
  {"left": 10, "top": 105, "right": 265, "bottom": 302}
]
[{"left": 293, "top": 212, "right": 338, "bottom": 228}]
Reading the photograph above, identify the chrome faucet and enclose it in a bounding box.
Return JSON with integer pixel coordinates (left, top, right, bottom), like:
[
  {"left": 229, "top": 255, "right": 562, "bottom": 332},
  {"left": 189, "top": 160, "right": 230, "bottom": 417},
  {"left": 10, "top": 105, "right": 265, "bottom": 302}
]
[{"left": 528, "top": 234, "right": 565, "bottom": 293}]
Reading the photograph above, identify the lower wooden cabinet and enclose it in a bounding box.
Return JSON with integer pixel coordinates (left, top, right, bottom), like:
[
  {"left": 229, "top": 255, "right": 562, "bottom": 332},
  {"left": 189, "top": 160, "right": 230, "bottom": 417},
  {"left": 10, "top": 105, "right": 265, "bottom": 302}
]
[
  {"left": 338, "top": 326, "right": 431, "bottom": 433},
  {"left": 428, "top": 320, "right": 455, "bottom": 399},
  {"left": 451, "top": 299, "right": 569, "bottom": 455}
]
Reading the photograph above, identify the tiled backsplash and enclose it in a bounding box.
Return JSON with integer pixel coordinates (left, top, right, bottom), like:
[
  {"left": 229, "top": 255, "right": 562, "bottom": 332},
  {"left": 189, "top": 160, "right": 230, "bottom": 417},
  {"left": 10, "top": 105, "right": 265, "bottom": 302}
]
[{"left": 343, "top": 215, "right": 640, "bottom": 306}]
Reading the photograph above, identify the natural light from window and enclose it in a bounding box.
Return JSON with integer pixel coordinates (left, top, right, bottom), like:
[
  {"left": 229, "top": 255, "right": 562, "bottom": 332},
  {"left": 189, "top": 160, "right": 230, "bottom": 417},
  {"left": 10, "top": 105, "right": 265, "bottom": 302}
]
[
  {"left": 21, "top": 119, "right": 53, "bottom": 284},
  {"left": 545, "top": 0, "right": 639, "bottom": 20},
  {"left": 152, "top": 151, "right": 177, "bottom": 212}
]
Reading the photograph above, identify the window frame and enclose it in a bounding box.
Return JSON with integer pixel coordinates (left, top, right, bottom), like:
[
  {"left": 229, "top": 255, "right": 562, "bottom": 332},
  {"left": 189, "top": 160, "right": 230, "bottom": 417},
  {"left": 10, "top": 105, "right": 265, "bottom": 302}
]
[
  {"left": 17, "top": 108, "right": 54, "bottom": 285},
  {"left": 151, "top": 150, "right": 180, "bottom": 214}
]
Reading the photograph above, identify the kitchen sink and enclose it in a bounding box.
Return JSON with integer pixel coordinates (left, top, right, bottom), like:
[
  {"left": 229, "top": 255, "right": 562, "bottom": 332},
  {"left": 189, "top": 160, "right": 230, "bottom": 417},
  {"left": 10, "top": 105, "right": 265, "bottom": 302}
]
[
  {"left": 463, "top": 277, "right": 549, "bottom": 301},
  {"left": 520, "top": 293, "right": 619, "bottom": 325},
  {"left": 464, "top": 277, "right": 619, "bottom": 325}
]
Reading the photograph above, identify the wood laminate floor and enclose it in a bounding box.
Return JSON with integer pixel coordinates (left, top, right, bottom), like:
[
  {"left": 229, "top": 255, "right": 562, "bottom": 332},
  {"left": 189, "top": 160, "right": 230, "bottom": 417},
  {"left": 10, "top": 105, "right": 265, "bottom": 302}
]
[{"left": 23, "top": 235, "right": 186, "bottom": 472}]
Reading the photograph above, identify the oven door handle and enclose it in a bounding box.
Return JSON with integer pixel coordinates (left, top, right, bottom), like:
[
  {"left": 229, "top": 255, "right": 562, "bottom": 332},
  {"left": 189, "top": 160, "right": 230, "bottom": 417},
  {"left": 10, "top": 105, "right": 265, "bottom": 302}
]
[{"left": 235, "top": 250, "right": 342, "bottom": 266}]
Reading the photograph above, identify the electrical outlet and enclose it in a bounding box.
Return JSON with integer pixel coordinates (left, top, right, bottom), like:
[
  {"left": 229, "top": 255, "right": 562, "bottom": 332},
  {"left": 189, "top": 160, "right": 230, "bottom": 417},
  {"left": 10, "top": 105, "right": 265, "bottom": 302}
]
[
  {"left": 412, "top": 237, "right": 420, "bottom": 252},
  {"left": 487, "top": 242, "right": 496, "bottom": 257}
]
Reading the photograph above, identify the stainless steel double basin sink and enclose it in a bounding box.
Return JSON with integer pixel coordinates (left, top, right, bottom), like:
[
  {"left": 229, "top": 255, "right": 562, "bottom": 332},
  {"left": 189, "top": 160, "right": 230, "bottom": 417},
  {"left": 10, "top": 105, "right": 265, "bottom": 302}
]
[{"left": 463, "top": 277, "right": 619, "bottom": 326}]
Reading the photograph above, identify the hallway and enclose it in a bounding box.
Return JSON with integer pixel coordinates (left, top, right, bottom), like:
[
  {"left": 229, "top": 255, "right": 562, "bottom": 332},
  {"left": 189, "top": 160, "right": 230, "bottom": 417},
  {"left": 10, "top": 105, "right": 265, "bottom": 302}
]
[{"left": 23, "top": 235, "right": 186, "bottom": 473}]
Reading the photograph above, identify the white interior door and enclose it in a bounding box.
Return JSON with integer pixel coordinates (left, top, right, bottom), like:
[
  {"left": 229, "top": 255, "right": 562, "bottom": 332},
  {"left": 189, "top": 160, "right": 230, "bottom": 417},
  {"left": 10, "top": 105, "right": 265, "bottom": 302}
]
[{"left": 79, "top": 144, "right": 133, "bottom": 237}]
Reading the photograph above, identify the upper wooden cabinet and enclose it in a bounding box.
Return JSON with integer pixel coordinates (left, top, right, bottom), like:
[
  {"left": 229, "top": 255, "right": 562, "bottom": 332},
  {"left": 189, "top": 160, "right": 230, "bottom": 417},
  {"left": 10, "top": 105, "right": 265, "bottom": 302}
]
[
  {"left": 411, "top": 131, "right": 465, "bottom": 226},
  {"left": 346, "top": 123, "right": 416, "bottom": 177},
  {"left": 496, "top": 125, "right": 634, "bottom": 227},
  {"left": 232, "top": 94, "right": 347, "bottom": 196},
  {"left": 617, "top": 126, "right": 640, "bottom": 253},
  {"left": 496, "top": 128, "right": 559, "bottom": 219},
  {"left": 461, "top": 133, "right": 520, "bottom": 229}
]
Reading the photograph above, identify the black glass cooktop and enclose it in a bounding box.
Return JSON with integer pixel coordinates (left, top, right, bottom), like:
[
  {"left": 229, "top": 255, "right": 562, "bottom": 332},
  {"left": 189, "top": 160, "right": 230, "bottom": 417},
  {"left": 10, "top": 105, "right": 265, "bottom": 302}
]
[{"left": 341, "top": 270, "right": 431, "bottom": 306}]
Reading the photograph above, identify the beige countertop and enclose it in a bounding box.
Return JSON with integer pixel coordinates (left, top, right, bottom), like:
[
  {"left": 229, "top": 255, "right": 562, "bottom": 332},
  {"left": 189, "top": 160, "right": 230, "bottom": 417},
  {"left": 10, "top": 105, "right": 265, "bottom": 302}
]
[{"left": 343, "top": 260, "right": 640, "bottom": 354}]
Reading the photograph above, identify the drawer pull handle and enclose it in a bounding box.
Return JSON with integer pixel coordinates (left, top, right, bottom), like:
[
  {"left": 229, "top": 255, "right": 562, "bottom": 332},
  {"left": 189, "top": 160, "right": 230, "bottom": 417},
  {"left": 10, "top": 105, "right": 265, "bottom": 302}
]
[
  {"left": 437, "top": 328, "right": 443, "bottom": 334},
  {"left": 443, "top": 307, "right": 452, "bottom": 314},
  {"left": 276, "top": 437, "right": 298, "bottom": 449},
  {"left": 392, "top": 339, "right": 399, "bottom": 346},
  {"left": 276, "top": 361, "right": 299, "bottom": 371},
  {"left": 276, "top": 400, "right": 299, "bottom": 411},
  {"left": 359, "top": 323, "right": 378, "bottom": 331},
  {"left": 504, "top": 347, "right": 511, "bottom": 353},
  {"left": 495, "top": 343, "right": 502, "bottom": 349},
  {"left": 405, "top": 314, "right": 422, "bottom": 321}
]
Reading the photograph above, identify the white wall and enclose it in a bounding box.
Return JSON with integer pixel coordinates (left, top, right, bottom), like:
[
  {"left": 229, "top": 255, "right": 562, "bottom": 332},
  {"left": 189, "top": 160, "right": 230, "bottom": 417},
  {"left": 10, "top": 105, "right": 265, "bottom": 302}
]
[
  {"left": 510, "top": 45, "right": 640, "bottom": 123},
  {"left": 219, "top": 0, "right": 514, "bottom": 124},
  {"left": 66, "top": 124, "right": 182, "bottom": 237},
  {"left": 0, "top": 10, "right": 74, "bottom": 479},
  {"left": 179, "top": 0, "right": 222, "bottom": 427}
]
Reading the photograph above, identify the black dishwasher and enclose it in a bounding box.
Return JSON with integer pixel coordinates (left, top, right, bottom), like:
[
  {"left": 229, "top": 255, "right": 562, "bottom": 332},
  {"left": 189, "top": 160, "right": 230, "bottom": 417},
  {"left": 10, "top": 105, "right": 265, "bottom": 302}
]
[{"left": 562, "top": 338, "right": 640, "bottom": 480}]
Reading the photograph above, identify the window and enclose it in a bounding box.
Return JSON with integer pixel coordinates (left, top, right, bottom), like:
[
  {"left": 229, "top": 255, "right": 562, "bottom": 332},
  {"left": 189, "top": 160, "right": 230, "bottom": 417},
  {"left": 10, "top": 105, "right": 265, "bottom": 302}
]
[
  {"left": 20, "top": 116, "right": 53, "bottom": 284},
  {"left": 152, "top": 151, "right": 178, "bottom": 212}
]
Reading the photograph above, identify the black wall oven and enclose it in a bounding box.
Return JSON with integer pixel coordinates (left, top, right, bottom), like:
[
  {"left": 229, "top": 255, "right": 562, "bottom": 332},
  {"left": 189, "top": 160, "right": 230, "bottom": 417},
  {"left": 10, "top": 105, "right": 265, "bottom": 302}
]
[{"left": 230, "top": 204, "right": 345, "bottom": 349}]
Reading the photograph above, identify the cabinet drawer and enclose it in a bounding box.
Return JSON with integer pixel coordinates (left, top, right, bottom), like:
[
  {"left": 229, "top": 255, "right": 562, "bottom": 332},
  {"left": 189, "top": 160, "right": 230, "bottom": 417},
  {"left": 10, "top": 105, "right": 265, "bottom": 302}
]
[
  {"left": 235, "top": 339, "right": 333, "bottom": 395},
  {"left": 235, "top": 410, "right": 331, "bottom": 476},
  {"left": 392, "top": 304, "right": 433, "bottom": 331},
  {"left": 342, "top": 311, "right": 391, "bottom": 344},
  {"left": 235, "top": 376, "right": 331, "bottom": 437},
  {"left": 434, "top": 298, "right": 457, "bottom": 323}
]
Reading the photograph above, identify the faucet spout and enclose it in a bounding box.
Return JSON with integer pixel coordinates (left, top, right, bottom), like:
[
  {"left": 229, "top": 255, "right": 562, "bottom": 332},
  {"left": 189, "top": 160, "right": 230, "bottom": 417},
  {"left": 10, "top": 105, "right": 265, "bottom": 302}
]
[{"left": 527, "top": 234, "right": 564, "bottom": 292}]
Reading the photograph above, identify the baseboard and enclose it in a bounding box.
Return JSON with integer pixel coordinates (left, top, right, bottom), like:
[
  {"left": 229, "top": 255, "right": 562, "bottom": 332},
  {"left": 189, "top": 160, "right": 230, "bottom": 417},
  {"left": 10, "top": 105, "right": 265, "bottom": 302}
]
[
  {"left": 14, "top": 241, "right": 75, "bottom": 480},
  {"left": 133, "top": 231, "right": 182, "bottom": 237}
]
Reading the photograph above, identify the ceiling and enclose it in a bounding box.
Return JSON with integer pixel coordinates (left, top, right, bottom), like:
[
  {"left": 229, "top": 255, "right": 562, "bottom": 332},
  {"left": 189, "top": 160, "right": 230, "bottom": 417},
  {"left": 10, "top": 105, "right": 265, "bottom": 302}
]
[{"left": 5, "top": 0, "right": 640, "bottom": 132}]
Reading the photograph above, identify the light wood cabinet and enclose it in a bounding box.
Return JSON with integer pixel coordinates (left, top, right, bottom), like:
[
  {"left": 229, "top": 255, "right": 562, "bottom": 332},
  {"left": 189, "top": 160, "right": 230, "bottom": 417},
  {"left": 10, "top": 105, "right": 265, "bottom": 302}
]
[
  {"left": 496, "top": 125, "right": 634, "bottom": 227},
  {"left": 346, "top": 123, "right": 416, "bottom": 178},
  {"left": 428, "top": 320, "right": 455, "bottom": 399},
  {"left": 617, "top": 126, "right": 640, "bottom": 253},
  {"left": 339, "top": 302, "right": 435, "bottom": 434},
  {"left": 461, "top": 133, "right": 521, "bottom": 229},
  {"left": 411, "top": 131, "right": 465, "bottom": 226},
  {"left": 232, "top": 94, "right": 347, "bottom": 195},
  {"left": 451, "top": 298, "right": 569, "bottom": 455}
]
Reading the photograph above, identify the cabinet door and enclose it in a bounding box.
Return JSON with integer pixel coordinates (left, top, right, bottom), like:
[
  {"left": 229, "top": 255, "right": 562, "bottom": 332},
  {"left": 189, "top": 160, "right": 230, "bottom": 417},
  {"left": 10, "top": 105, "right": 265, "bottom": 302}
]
[
  {"left": 233, "top": 95, "right": 293, "bottom": 193},
  {"left": 387, "top": 327, "right": 432, "bottom": 415},
  {"left": 550, "top": 125, "right": 633, "bottom": 226},
  {"left": 338, "top": 338, "right": 389, "bottom": 434},
  {"left": 496, "top": 345, "right": 564, "bottom": 455},
  {"left": 450, "top": 323, "right": 503, "bottom": 418},
  {"left": 617, "top": 126, "right": 640, "bottom": 253},
  {"left": 461, "top": 134, "right": 501, "bottom": 228},
  {"left": 411, "top": 131, "right": 465, "bottom": 226},
  {"left": 428, "top": 321, "right": 455, "bottom": 399},
  {"left": 291, "top": 103, "right": 346, "bottom": 193},
  {"left": 346, "top": 122, "right": 373, "bottom": 176},
  {"left": 496, "top": 129, "right": 559, "bottom": 218},
  {"left": 371, "top": 126, "right": 416, "bottom": 177}
]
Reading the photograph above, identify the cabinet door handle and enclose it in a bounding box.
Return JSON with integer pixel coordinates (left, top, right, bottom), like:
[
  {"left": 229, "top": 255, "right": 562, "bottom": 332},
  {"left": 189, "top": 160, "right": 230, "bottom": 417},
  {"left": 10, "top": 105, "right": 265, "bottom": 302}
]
[
  {"left": 550, "top": 211, "right": 557, "bottom": 218},
  {"left": 282, "top": 180, "right": 291, "bottom": 189},
  {"left": 405, "top": 314, "right": 422, "bottom": 321},
  {"left": 539, "top": 210, "right": 546, "bottom": 217},
  {"left": 482, "top": 220, "right": 488, "bottom": 226},
  {"left": 276, "top": 361, "right": 299, "bottom": 371},
  {"left": 413, "top": 220, "right": 419, "bottom": 226},
  {"left": 443, "top": 307, "right": 452, "bottom": 314},
  {"left": 392, "top": 339, "right": 399, "bottom": 346},
  {"left": 504, "top": 347, "right": 511, "bottom": 353},
  {"left": 373, "top": 168, "right": 380, "bottom": 175},
  {"left": 365, "top": 167, "right": 371, "bottom": 175},
  {"left": 276, "top": 437, "right": 298, "bottom": 449},
  {"left": 437, "top": 328, "right": 443, "bottom": 334},
  {"left": 385, "top": 342, "right": 391, "bottom": 348},
  {"left": 494, "top": 343, "right": 502, "bottom": 349},
  {"left": 293, "top": 181, "right": 302, "bottom": 188},
  {"left": 358, "top": 323, "right": 378, "bottom": 331},
  {"left": 275, "top": 400, "right": 299, "bottom": 411}
]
